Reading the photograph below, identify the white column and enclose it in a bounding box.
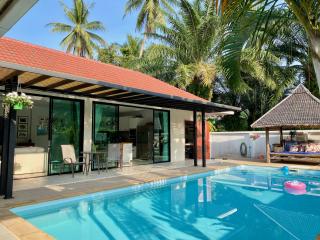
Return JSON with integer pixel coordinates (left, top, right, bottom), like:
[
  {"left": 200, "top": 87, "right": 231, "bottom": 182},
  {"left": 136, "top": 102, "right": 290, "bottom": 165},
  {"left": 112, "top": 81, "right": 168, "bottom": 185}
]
[{"left": 83, "top": 98, "right": 92, "bottom": 153}]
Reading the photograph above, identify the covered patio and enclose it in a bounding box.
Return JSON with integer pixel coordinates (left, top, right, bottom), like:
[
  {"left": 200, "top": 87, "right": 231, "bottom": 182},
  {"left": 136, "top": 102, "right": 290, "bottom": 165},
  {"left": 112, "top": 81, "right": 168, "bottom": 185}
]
[
  {"left": 251, "top": 84, "right": 320, "bottom": 163},
  {"left": 0, "top": 38, "right": 239, "bottom": 199}
]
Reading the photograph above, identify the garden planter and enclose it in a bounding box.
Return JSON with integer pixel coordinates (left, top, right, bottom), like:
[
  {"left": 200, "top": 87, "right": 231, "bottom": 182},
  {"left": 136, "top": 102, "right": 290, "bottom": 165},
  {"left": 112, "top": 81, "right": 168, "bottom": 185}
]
[{"left": 13, "top": 103, "right": 23, "bottom": 110}]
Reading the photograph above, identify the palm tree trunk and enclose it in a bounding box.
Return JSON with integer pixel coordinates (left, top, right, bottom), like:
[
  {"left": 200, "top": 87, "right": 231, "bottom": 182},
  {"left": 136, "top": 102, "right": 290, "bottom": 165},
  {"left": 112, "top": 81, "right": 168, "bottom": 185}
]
[
  {"left": 310, "top": 35, "right": 320, "bottom": 90},
  {"left": 139, "top": 31, "right": 148, "bottom": 58}
]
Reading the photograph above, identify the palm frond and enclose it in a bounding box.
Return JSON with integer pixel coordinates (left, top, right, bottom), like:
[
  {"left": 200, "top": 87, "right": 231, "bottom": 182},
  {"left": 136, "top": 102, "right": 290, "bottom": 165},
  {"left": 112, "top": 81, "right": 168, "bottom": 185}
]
[{"left": 48, "top": 0, "right": 106, "bottom": 58}]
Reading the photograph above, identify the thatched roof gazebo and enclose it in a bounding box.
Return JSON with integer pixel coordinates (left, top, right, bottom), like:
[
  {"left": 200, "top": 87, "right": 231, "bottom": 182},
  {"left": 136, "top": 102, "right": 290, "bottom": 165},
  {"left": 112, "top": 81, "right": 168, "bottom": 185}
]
[{"left": 251, "top": 84, "right": 320, "bottom": 163}]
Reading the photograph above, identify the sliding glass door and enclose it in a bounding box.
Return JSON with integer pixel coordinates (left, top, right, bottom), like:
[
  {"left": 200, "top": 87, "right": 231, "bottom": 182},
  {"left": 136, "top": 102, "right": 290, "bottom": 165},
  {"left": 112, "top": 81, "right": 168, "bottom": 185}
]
[
  {"left": 92, "top": 103, "right": 118, "bottom": 169},
  {"left": 93, "top": 103, "right": 118, "bottom": 150},
  {"left": 153, "top": 110, "right": 170, "bottom": 163},
  {"left": 49, "top": 98, "right": 83, "bottom": 174}
]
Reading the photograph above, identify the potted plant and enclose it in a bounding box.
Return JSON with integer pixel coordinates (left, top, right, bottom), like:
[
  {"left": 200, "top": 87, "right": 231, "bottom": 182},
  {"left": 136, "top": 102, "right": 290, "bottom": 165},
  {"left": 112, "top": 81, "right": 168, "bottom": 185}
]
[{"left": 2, "top": 92, "right": 33, "bottom": 115}]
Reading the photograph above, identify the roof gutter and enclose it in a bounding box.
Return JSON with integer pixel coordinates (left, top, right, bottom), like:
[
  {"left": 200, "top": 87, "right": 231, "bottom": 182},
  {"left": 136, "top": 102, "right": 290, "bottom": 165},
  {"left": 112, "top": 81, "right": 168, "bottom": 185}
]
[{"left": 0, "top": 0, "right": 38, "bottom": 36}]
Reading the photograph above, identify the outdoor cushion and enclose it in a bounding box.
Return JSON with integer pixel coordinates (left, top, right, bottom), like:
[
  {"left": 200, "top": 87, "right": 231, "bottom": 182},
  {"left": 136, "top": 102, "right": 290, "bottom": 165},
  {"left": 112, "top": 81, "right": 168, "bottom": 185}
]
[
  {"left": 305, "top": 143, "right": 320, "bottom": 153},
  {"left": 289, "top": 145, "right": 299, "bottom": 152}
]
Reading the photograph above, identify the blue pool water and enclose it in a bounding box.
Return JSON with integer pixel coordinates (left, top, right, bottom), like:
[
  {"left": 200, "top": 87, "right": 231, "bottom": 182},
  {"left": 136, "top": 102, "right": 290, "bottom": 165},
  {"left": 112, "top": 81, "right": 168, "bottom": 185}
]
[{"left": 11, "top": 166, "right": 320, "bottom": 240}]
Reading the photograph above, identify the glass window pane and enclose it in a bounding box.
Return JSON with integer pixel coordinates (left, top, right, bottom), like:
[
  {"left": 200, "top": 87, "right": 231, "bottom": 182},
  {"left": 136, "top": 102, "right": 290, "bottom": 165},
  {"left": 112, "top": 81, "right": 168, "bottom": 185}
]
[
  {"left": 49, "top": 99, "right": 82, "bottom": 174},
  {"left": 93, "top": 103, "right": 118, "bottom": 151},
  {"left": 153, "top": 110, "right": 170, "bottom": 163}
]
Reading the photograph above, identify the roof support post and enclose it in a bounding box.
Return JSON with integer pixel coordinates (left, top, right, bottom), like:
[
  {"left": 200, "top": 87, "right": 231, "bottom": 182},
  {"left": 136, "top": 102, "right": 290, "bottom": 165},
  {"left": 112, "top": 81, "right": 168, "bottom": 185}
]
[
  {"left": 0, "top": 76, "right": 18, "bottom": 199},
  {"left": 201, "top": 110, "right": 206, "bottom": 167},
  {"left": 279, "top": 127, "right": 283, "bottom": 146},
  {"left": 193, "top": 110, "right": 197, "bottom": 166},
  {"left": 265, "top": 128, "right": 271, "bottom": 163}
]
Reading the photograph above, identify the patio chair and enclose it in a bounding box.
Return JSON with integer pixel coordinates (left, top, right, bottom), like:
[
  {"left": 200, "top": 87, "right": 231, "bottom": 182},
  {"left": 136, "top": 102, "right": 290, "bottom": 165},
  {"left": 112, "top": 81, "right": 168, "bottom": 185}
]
[
  {"left": 107, "top": 144, "right": 121, "bottom": 168},
  {"left": 60, "top": 145, "right": 87, "bottom": 177}
]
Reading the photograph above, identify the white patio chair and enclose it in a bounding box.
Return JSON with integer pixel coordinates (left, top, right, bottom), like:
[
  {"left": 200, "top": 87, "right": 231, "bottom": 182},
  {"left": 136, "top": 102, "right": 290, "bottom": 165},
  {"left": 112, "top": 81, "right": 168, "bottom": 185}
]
[
  {"left": 107, "top": 144, "right": 120, "bottom": 168},
  {"left": 60, "top": 145, "right": 87, "bottom": 177},
  {"left": 107, "top": 143, "right": 132, "bottom": 168},
  {"left": 122, "top": 143, "right": 133, "bottom": 167}
]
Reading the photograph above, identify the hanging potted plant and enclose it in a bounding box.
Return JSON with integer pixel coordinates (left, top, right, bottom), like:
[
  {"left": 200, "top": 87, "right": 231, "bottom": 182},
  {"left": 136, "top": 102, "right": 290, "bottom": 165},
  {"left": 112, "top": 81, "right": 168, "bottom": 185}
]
[{"left": 2, "top": 92, "right": 33, "bottom": 116}]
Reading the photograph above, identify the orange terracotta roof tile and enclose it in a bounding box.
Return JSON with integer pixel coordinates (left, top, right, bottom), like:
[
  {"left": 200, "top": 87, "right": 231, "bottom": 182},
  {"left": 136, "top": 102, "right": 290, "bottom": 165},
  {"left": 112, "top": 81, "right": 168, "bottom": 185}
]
[{"left": 0, "top": 37, "right": 207, "bottom": 103}]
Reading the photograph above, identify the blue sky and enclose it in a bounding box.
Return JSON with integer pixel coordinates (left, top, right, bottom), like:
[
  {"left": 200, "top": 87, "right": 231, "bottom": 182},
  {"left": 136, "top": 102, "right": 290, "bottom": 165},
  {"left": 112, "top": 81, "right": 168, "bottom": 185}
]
[{"left": 5, "top": 0, "right": 139, "bottom": 50}]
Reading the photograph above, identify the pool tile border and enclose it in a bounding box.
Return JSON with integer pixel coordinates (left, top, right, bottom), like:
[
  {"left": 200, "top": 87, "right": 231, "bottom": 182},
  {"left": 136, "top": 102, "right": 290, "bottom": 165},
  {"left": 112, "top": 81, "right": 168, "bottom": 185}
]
[{"left": 1, "top": 165, "right": 228, "bottom": 239}]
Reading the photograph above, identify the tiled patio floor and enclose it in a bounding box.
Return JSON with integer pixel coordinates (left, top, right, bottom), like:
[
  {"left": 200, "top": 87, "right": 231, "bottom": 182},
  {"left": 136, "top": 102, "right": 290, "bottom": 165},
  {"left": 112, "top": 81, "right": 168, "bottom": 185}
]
[{"left": 1, "top": 159, "right": 320, "bottom": 239}]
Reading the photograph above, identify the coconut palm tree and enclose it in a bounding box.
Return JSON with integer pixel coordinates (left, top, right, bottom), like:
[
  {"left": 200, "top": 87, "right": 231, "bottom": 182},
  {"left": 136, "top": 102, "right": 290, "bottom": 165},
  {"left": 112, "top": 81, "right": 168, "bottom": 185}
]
[
  {"left": 217, "top": 0, "right": 320, "bottom": 90},
  {"left": 98, "top": 43, "right": 122, "bottom": 66},
  {"left": 47, "top": 0, "right": 106, "bottom": 58},
  {"left": 124, "top": 0, "right": 177, "bottom": 58},
  {"left": 98, "top": 35, "right": 143, "bottom": 69},
  {"left": 144, "top": 0, "right": 220, "bottom": 100}
]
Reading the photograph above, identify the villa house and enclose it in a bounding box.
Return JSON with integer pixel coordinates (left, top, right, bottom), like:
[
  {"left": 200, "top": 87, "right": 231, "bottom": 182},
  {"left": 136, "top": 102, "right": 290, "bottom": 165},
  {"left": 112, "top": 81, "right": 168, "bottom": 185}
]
[{"left": 0, "top": 37, "right": 238, "bottom": 198}]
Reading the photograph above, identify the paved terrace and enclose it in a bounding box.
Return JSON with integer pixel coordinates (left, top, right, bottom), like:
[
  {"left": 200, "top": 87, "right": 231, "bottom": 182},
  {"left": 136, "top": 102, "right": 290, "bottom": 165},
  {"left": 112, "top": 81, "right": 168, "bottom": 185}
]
[{"left": 1, "top": 159, "right": 320, "bottom": 239}]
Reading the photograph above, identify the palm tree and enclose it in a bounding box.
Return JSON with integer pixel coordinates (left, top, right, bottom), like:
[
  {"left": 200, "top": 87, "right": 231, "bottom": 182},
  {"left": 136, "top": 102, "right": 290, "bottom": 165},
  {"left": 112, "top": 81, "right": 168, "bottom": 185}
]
[
  {"left": 124, "top": 0, "right": 177, "bottom": 58},
  {"left": 146, "top": 0, "right": 219, "bottom": 100},
  {"left": 120, "top": 35, "right": 142, "bottom": 65},
  {"left": 213, "top": 9, "right": 300, "bottom": 130},
  {"left": 98, "top": 35, "right": 142, "bottom": 69},
  {"left": 287, "top": 1, "right": 320, "bottom": 86},
  {"left": 217, "top": 0, "right": 320, "bottom": 90},
  {"left": 47, "top": 0, "right": 106, "bottom": 58},
  {"left": 98, "top": 43, "right": 122, "bottom": 66}
]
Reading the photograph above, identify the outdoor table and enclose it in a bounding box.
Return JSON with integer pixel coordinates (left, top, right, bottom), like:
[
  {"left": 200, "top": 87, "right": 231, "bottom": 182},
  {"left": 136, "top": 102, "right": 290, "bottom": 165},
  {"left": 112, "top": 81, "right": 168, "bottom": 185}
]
[{"left": 82, "top": 151, "right": 107, "bottom": 174}]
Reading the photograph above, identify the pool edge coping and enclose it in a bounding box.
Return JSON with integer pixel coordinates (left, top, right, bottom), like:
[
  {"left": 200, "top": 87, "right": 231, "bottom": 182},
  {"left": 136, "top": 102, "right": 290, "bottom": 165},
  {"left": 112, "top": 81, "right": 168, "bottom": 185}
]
[
  {"left": 3, "top": 162, "right": 320, "bottom": 239},
  {"left": 1, "top": 166, "right": 227, "bottom": 240}
]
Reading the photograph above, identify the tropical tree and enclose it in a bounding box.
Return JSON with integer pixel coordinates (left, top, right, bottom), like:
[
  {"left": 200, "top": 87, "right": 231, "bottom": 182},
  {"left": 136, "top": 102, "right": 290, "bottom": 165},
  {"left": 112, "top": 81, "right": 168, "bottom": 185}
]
[
  {"left": 98, "top": 43, "right": 122, "bottom": 65},
  {"left": 99, "top": 35, "right": 143, "bottom": 69},
  {"left": 124, "top": 0, "right": 177, "bottom": 58},
  {"left": 217, "top": 0, "right": 320, "bottom": 90},
  {"left": 120, "top": 35, "right": 143, "bottom": 68},
  {"left": 283, "top": 0, "right": 320, "bottom": 88},
  {"left": 212, "top": 8, "right": 303, "bottom": 130},
  {"left": 47, "top": 0, "right": 106, "bottom": 58},
  {"left": 268, "top": 18, "right": 319, "bottom": 96},
  {"left": 146, "top": 0, "right": 220, "bottom": 100}
]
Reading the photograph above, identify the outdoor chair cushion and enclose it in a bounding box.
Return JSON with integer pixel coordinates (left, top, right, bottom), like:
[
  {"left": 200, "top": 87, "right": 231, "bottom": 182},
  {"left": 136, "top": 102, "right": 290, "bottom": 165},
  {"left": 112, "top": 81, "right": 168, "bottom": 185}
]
[{"left": 305, "top": 143, "right": 320, "bottom": 153}]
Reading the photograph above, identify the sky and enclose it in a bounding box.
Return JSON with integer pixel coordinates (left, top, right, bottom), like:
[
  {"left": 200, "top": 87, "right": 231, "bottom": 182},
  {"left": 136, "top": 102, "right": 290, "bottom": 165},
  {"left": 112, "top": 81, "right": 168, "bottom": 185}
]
[{"left": 5, "top": 0, "right": 139, "bottom": 51}]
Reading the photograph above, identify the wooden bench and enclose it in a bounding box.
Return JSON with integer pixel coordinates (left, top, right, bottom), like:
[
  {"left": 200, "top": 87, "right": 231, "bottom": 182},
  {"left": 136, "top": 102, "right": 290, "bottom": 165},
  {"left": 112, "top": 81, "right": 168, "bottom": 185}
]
[{"left": 270, "top": 152, "right": 320, "bottom": 164}]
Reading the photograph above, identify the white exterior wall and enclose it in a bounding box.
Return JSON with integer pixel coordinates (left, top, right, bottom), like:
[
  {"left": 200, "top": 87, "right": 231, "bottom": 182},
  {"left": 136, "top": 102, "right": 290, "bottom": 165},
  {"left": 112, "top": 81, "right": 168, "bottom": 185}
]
[
  {"left": 83, "top": 98, "right": 93, "bottom": 153},
  {"left": 211, "top": 130, "right": 320, "bottom": 160},
  {"left": 170, "top": 109, "right": 193, "bottom": 162}
]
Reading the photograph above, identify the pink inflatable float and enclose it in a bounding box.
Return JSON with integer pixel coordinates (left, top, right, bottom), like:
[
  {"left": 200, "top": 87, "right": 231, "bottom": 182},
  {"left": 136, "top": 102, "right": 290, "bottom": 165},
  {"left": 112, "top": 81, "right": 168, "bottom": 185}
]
[{"left": 284, "top": 180, "right": 307, "bottom": 195}]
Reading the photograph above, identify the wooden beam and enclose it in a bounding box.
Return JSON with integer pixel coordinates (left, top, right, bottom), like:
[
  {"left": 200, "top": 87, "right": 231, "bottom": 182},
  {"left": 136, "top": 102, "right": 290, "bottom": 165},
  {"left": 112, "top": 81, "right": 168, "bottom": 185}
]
[
  {"left": 106, "top": 92, "right": 143, "bottom": 100},
  {"left": 0, "top": 70, "right": 23, "bottom": 85},
  {"left": 23, "top": 75, "right": 51, "bottom": 87},
  {"left": 64, "top": 83, "right": 92, "bottom": 92},
  {"left": 97, "top": 89, "right": 124, "bottom": 97},
  {"left": 280, "top": 127, "right": 283, "bottom": 146},
  {"left": 266, "top": 128, "right": 271, "bottom": 163},
  {"left": 81, "top": 86, "right": 110, "bottom": 95},
  {"left": 44, "top": 79, "right": 72, "bottom": 90},
  {"left": 193, "top": 110, "right": 198, "bottom": 166}
]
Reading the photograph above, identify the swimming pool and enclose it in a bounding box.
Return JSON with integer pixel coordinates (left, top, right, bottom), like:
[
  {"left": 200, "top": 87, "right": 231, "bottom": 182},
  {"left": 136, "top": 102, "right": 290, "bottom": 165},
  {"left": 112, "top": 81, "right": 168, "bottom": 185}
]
[{"left": 11, "top": 166, "right": 320, "bottom": 240}]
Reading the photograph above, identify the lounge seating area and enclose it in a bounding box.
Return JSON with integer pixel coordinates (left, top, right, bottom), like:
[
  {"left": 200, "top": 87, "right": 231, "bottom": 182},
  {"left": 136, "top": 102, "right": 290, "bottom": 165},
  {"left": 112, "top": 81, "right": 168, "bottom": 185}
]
[
  {"left": 251, "top": 84, "right": 320, "bottom": 164},
  {"left": 270, "top": 132, "right": 320, "bottom": 163},
  {"left": 270, "top": 152, "right": 320, "bottom": 163}
]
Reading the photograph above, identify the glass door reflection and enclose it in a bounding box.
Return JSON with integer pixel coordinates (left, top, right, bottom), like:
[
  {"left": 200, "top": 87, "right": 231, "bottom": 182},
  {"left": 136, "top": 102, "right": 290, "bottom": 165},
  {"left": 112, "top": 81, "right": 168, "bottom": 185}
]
[
  {"left": 153, "top": 110, "right": 170, "bottom": 163},
  {"left": 49, "top": 98, "right": 83, "bottom": 174}
]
